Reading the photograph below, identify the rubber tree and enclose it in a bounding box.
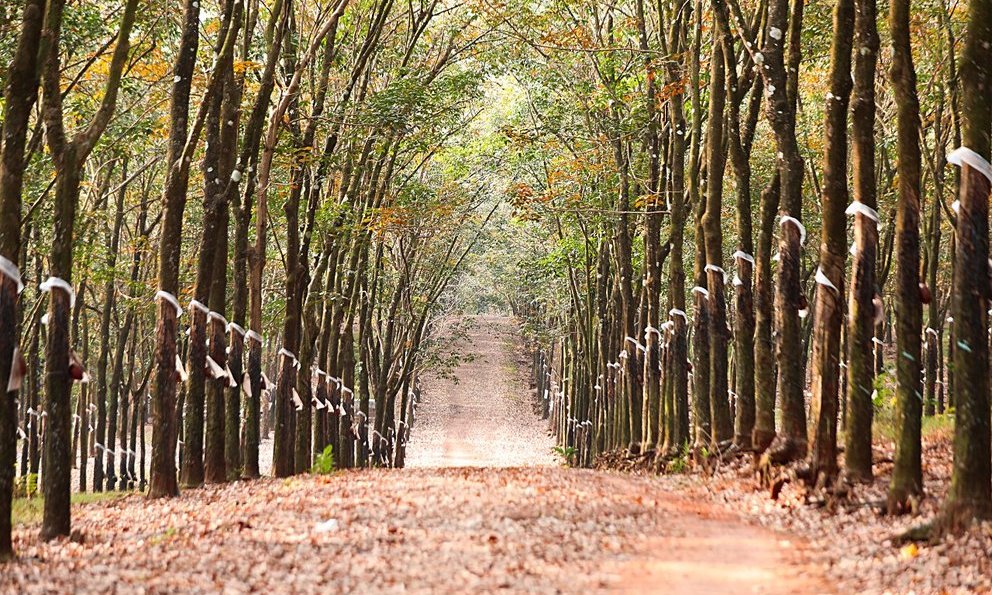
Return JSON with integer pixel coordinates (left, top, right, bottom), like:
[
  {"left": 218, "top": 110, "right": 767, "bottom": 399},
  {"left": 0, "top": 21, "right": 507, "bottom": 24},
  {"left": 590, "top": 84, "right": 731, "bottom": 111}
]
[
  {"left": 719, "top": 0, "right": 763, "bottom": 451},
  {"left": 234, "top": 0, "right": 289, "bottom": 480},
  {"left": 149, "top": 0, "right": 203, "bottom": 499},
  {"left": 687, "top": 0, "right": 710, "bottom": 451},
  {"left": 181, "top": 0, "right": 242, "bottom": 489},
  {"left": 702, "top": 7, "right": 733, "bottom": 448},
  {"left": 843, "top": 0, "right": 880, "bottom": 484},
  {"left": 203, "top": 0, "right": 244, "bottom": 486},
  {"left": 38, "top": 0, "right": 139, "bottom": 540},
  {"left": 94, "top": 162, "right": 129, "bottom": 491},
  {"left": 0, "top": 0, "right": 47, "bottom": 559},
  {"left": 762, "top": 0, "right": 807, "bottom": 463},
  {"left": 886, "top": 0, "right": 924, "bottom": 515},
  {"left": 808, "top": 0, "right": 853, "bottom": 484},
  {"left": 661, "top": 4, "right": 691, "bottom": 454},
  {"left": 941, "top": 0, "right": 992, "bottom": 530},
  {"left": 251, "top": 1, "right": 346, "bottom": 476},
  {"left": 636, "top": 0, "right": 663, "bottom": 451}
]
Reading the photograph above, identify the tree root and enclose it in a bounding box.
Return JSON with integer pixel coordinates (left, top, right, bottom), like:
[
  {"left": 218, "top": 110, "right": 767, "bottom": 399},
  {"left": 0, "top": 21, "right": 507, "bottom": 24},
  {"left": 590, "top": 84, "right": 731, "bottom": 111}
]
[
  {"left": 762, "top": 437, "right": 807, "bottom": 466},
  {"left": 770, "top": 475, "right": 790, "bottom": 500},
  {"left": 886, "top": 489, "right": 923, "bottom": 516},
  {"left": 892, "top": 520, "right": 936, "bottom": 545}
]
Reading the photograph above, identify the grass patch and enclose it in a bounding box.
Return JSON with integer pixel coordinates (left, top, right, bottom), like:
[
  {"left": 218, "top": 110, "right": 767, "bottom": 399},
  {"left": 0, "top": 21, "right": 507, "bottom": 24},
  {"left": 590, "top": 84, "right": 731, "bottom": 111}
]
[
  {"left": 844, "top": 368, "right": 956, "bottom": 445},
  {"left": 12, "top": 492, "right": 131, "bottom": 527},
  {"left": 921, "top": 411, "right": 955, "bottom": 441},
  {"left": 875, "top": 408, "right": 955, "bottom": 443}
]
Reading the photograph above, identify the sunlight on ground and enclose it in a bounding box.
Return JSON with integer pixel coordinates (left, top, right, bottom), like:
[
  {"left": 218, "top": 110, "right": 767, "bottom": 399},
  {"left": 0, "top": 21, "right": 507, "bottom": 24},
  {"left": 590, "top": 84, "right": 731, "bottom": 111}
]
[{"left": 12, "top": 492, "right": 132, "bottom": 527}]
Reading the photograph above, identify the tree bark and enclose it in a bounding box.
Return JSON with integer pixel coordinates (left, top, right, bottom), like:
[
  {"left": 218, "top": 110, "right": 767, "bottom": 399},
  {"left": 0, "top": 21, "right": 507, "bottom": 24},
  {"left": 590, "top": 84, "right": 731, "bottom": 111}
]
[
  {"left": 807, "top": 0, "right": 853, "bottom": 484},
  {"left": 636, "top": 0, "right": 663, "bottom": 451},
  {"left": 703, "top": 9, "right": 733, "bottom": 449},
  {"left": 941, "top": 0, "right": 992, "bottom": 529},
  {"left": 722, "top": 30, "right": 759, "bottom": 452},
  {"left": 844, "top": 0, "right": 880, "bottom": 483},
  {"left": 664, "top": 51, "right": 691, "bottom": 451},
  {"left": 886, "top": 0, "right": 925, "bottom": 514},
  {"left": 39, "top": 0, "right": 138, "bottom": 540},
  {"left": 763, "top": 0, "right": 807, "bottom": 463},
  {"left": 149, "top": 0, "right": 202, "bottom": 499},
  {"left": 0, "top": 0, "right": 46, "bottom": 558},
  {"left": 687, "top": 0, "right": 709, "bottom": 452},
  {"left": 238, "top": 0, "right": 288, "bottom": 480}
]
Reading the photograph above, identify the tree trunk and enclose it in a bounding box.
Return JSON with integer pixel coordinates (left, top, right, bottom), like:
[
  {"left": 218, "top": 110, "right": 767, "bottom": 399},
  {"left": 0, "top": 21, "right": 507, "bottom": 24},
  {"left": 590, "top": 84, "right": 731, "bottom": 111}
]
[
  {"left": 77, "top": 320, "right": 89, "bottom": 492},
  {"left": 180, "top": 302, "right": 207, "bottom": 487},
  {"left": 235, "top": 0, "right": 287, "bottom": 481},
  {"left": 691, "top": 235, "right": 712, "bottom": 450},
  {"left": 204, "top": 309, "right": 228, "bottom": 484},
  {"left": 764, "top": 0, "right": 807, "bottom": 463},
  {"left": 128, "top": 386, "right": 139, "bottom": 489},
  {"left": 844, "top": 0, "right": 880, "bottom": 483},
  {"left": 808, "top": 0, "right": 853, "bottom": 483},
  {"left": 226, "top": 326, "right": 245, "bottom": 478},
  {"left": 193, "top": 2, "right": 240, "bottom": 487},
  {"left": 637, "top": 0, "right": 662, "bottom": 452},
  {"left": 723, "top": 48, "right": 758, "bottom": 452},
  {"left": 664, "top": 38, "right": 690, "bottom": 452},
  {"left": 753, "top": 175, "right": 780, "bottom": 453},
  {"left": 941, "top": 0, "right": 992, "bottom": 529},
  {"left": 0, "top": 0, "right": 45, "bottom": 558},
  {"left": 118, "top": 347, "right": 131, "bottom": 489},
  {"left": 243, "top": 334, "right": 263, "bottom": 478},
  {"left": 687, "top": 0, "right": 709, "bottom": 452},
  {"left": 149, "top": 0, "right": 202, "bottom": 499},
  {"left": 107, "top": 312, "right": 135, "bottom": 490},
  {"left": 702, "top": 14, "right": 733, "bottom": 448},
  {"left": 338, "top": 320, "right": 357, "bottom": 469},
  {"left": 274, "top": 157, "right": 305, "bottom": 476},
  {"left": 887, "top": 0, "right": 925, "bottom": 513},
  {"left": 93, "top": 172, "right": 127, "bottom": 491}
]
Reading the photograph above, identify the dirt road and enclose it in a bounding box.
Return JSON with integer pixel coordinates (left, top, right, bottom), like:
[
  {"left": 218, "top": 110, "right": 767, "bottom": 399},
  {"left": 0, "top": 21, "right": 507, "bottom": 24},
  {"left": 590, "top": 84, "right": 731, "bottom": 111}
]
[
  {"left": 3, "top": 315, "right": 825, "bottom": 593},
  {"left": 405, "top": 315, "right": 556, "bottom": 467}
]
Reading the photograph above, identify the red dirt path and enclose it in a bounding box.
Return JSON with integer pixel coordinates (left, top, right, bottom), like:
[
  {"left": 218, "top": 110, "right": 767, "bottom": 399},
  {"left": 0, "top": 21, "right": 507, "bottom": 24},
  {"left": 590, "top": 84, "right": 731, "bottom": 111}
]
[{"left": 2, "top": 315, "right": 826, "bottom": 593}]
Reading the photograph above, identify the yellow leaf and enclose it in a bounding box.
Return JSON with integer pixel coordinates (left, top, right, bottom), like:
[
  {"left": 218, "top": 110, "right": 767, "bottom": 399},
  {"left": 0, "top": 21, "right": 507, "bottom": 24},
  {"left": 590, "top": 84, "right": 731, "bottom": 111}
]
[{"left": 900, "top": 543, "right": 919, "bottom": 560}]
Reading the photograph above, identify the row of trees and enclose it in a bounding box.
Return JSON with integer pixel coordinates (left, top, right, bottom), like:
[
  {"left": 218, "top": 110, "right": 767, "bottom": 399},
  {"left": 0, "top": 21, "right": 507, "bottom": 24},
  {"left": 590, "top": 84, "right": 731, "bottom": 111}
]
[
  {"left": 1, "top": 0, "right": 491, "bottom": 556},
  {"left": 493, "top": 0, "right": 991, "bottom": 533}
]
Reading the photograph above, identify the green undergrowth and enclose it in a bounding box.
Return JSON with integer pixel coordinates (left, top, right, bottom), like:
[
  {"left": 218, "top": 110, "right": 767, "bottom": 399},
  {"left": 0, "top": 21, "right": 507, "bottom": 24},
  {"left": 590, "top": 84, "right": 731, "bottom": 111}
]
[
  {"left": 552, "top": 445, "right": 576, "bottom": 465},
  {"left": 860, "top": 370, "right": 955, "bottom": 445},
  {"left": 12, "top": 491, "right": 130, "bottom": 527},
  {"left": 312, "top": 445, "right": 336, "bottom": 475},
  {"left": 665, "top": 443, "right": 694, "bottom": 474}
]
